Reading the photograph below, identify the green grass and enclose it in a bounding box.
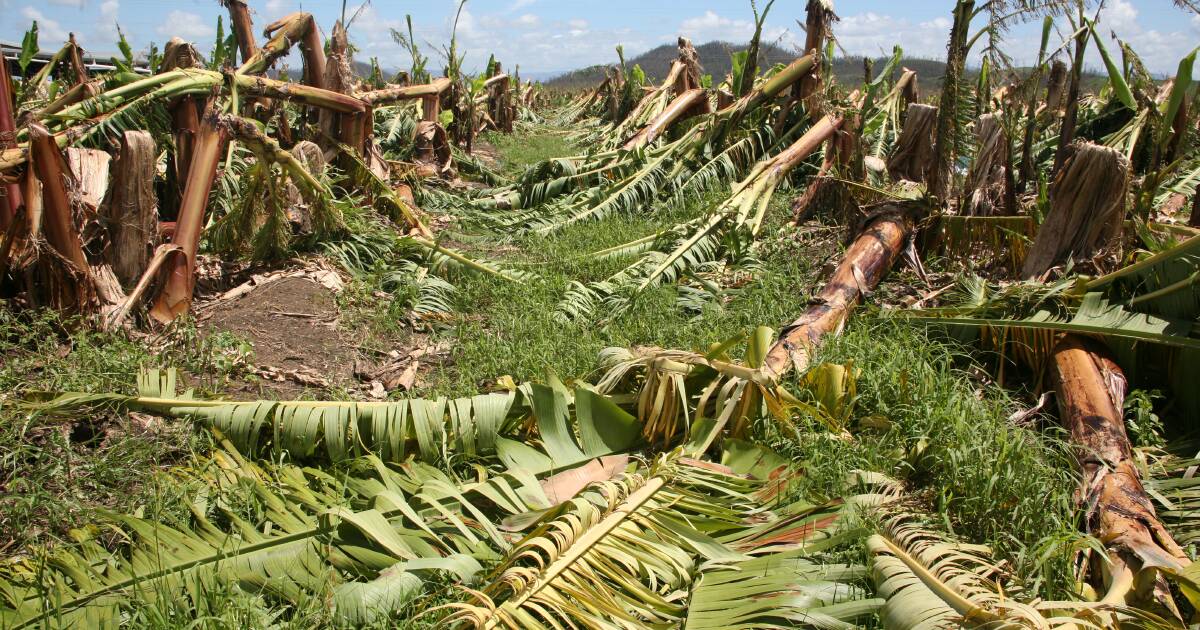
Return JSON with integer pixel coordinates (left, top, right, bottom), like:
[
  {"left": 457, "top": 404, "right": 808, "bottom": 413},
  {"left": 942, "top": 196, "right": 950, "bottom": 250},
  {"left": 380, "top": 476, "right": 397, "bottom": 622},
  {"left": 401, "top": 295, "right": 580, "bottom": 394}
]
[
  {"left": 479, "top": 129, "right": 578, "bottom": 177},
  {"left": 398, "top": 191, "right": 835, "bottom": 395},
  {"left": 0, "top": 119, "right": 1091, "bottom": 627},
  {"left": 756, "top": 321, "right": 1082, "bottom": 599},
  {"left": 0, "top": 309, "right": 249, "bottom": 552}
]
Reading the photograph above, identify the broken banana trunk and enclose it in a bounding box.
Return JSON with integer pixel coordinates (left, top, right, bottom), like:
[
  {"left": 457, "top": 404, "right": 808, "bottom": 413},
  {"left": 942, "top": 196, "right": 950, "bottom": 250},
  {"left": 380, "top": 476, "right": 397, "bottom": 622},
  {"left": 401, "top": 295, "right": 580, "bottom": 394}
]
[
  {"left": 0, "top": 52, "right": 20, "bottom": 228},
  {"left": 622, "top": 88, "right": 710, "bottom": 150},
  {"left": 1049, "top": 335, "right": 1190, "bottom": 615},
  {"left": 1021, "top": 142, "right": 1129, "bottom": 280},
  {"left": 887, "top": 103, "right": 937, "bottom": 184},
  {"left": 763, "top": 205, "right": 916, "bottom": 379},
  {"left": 358, "top": 78, "right": 451, "bottom": 107},
  {"left": 223, "top": 0, "right": 258, "bottom": 65},
  {"left": 26, "top": 123, "right": 95, "bottom": 312},
  {"left": 248, "top": 13, "right": 326, "bottom": 91},
  {"left": 104, "top": 131, "right": 158, "bottom": 288},
  {"left": 149, "top": 107, "right": 228, "bottom": 324}
]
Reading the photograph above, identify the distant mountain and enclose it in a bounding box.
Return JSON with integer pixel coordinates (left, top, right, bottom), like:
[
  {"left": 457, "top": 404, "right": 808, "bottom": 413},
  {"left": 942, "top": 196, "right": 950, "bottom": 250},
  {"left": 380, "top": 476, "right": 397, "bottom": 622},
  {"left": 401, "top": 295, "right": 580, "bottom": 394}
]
[
  {"left": 544, "top": 41, "right": 949, "bottom": 90},
  {"left": 544, "top": 40, "right": 1105, "bottom": 94}
]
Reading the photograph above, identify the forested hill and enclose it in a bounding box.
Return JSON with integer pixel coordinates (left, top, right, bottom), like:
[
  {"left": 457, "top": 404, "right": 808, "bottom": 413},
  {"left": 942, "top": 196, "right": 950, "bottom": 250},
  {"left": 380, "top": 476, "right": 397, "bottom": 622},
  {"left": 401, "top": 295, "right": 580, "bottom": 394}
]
[
  {"left": 544, "top": 40, "right": 1102, "bottom": 92},
  {"left": 544, "top": 41, "right": 950, "bottom": 89}
]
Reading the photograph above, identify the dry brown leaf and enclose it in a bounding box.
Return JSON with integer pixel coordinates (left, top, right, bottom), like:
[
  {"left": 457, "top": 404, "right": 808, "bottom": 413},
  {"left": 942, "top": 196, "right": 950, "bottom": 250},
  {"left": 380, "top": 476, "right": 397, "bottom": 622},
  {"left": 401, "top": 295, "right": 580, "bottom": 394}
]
[{"left": 539, "top": 455, "right": 630, "bottom": 506}]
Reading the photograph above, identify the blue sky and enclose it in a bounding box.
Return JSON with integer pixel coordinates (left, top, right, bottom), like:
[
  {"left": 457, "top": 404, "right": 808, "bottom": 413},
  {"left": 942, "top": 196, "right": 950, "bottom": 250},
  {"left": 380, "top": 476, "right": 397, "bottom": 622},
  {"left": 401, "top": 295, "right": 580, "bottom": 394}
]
[{"left": 2, "top": 1, "right": 1198, "bottom": 77}]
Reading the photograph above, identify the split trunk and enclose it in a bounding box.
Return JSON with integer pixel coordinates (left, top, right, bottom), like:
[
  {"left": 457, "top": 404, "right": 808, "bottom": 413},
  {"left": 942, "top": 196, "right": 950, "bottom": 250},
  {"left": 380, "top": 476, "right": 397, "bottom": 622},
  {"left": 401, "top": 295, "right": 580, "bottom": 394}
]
[
  {"left": 963, "top": 113, "right": 1009, "bottom": 216},
  {"left": 763, "top": 205, "right": 916, "bottom": 379},
  {"left": 149, "top": 109, "right": 228, "bottom": 324},
  {"left": 1021, "top": 142, "right": 1129, "bottom": 279},
  {"left": 887, "top": 103, "right": 937, "bottom": 184},
  {"left": 104, "top": 131, "right": 158, "bottom": 287},
  {"left": 1049, "top": 335, "right": 1189, "bottom": 613},
  {"left": 0, "top": 53, "right": 21, "bottom": 228}
]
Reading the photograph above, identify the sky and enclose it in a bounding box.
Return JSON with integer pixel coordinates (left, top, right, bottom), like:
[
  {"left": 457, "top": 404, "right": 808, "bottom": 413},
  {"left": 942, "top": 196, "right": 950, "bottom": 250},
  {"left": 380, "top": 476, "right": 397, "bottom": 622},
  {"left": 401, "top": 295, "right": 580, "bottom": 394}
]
[{"left": 1, "top": 1, "right": 1198, "bottom": 78}]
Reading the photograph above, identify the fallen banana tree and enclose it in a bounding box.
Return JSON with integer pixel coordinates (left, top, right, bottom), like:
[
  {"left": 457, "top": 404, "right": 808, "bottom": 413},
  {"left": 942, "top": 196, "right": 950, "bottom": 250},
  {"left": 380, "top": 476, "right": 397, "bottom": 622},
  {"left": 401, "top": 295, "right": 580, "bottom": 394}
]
[
  {"left": 556, "top": 107, "right": 844, "bottom": 324},
  {"left": 621, "top": 87, "right": 710, "bottom": 150},
  {"left": 0, "top": 18, "right": 531, "bottom": 328},
  {"left": 471, "top": 52, "right": 818, "bottom": 225},
  {"left": 763, "top": 203, "right": 919, "bottom": 380},
  {"left": 1049, "top": 335, "right": 1191, "bottom": 615},
  {"left": 888, "top": 226, "right": 1200, "bottom": 620},
  {"left": 14, "top": 365, "right": 891, "bottom": 628}
]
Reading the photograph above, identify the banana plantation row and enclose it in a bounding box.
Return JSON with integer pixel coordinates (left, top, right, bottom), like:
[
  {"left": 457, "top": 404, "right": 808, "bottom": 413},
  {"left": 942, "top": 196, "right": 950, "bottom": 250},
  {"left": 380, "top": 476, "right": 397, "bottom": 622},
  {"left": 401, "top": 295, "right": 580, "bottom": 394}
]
[{"left": 1, "top": 0, "right": 1199, "bottom": 628}]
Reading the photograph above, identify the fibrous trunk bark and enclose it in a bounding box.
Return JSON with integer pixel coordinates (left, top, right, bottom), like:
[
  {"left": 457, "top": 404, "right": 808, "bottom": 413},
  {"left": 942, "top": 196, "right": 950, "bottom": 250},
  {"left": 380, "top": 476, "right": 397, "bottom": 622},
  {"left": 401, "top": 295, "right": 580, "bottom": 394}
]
[
  {"left": 792, "top": 106, "right": 861, "bottom": 223},
  {"left": 900, "top": 70, "right": 920, "bottom": 109},
  {"left": 763, "top": 206, "right": 915, "bottom": 379},
  {"left": 66, "top": 148, "right": 110, "bottom": 214},
  {"left": 224, "top": 0, "right": 258, "bottom": 65},
  {"left": 1190, "top": 193, "right": 1200, "bottom": 228},
  {"left": 675, "top": 37, "right": 703, "bottom": 95},
  {"left": 929, "top": 0, "right": 974, "bottom": 200},
  {"left": 104, "top": 131, "right": 158, "bottom": 287},
  {"left": 887, "top": 103, "right": 937, "bottom": 183},
  {"left": 774, "top": 0, "right": 835, "bottom": 136},
  {"left": 0, "top": 53, "right": 21, "bottom": 229},
  {"left": 66, "top": 34, "right": 88, "bottom": 87},
  {"left": 1049, "top": 335, "right": 1189, "bottom": 613},
  {"left": 484, "top": 64, "right": 514, "bottom": 133},
  {"left": 161, "top": 38, "right": 204, "bottom": 222},
  {"left": 414, "top": 122, "right": 453, "bottom": 178},
  {"left": 963, "top": 113, "right": 1008, "bottom": 216},
  {"left": 1021, "top": 142, "right": 1129, "bottom": 280},
  {"left": 321, "top": 21, "right": 366, "bottom": 156},
  {"left": 28, "top": 123, "right": 95, "bottom": 312},
  {"left": 1053, "top": 25, "right": 1088, "bottom": 177},
  {"left": 796, "top": 0, "right": 835, "bottom": 102},
  {"left": 1045, "top": 59, "right": 1068, "bottom": 115},
  {"left": 149, "top": 107, "right": 228, "bottom": 324},
  {"left": 285, "top": 140, "right": 325, "bottom": 233},
  {"left": 1019, "top": 57, "right": 1066, "bottom": 188},
  {"left": 607, "top": 67, "right": 625, "bottom": 122},
  {"left": 622, "top": 89, "right": 710, "bottom": 150}
]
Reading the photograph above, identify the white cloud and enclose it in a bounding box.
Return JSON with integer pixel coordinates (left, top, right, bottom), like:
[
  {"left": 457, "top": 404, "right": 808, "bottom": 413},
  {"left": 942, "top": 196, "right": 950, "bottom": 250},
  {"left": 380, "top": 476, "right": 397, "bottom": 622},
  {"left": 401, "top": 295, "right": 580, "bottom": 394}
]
[
  {"left": 835, "top": 12, "right": 949, "bottom": 59},
  {"left": 93, "top": 0, "right": 121, "bottom": 43},
  {"left": 679, "top": 10, "right": 756, "bottom": 42},
  {"left": 507, "top": 0, "right": 536, "bottom": 12},
  {"left": 156, "top": 10, "right": 214, "bottom": 42},
  {"left": 341, "top": 5, "right": 653, "bottom": 77},
  {"left": 45, "top": 0, "right": 83, "bottom": 6},
  {"left": 264, "top": 0, "right": 295, "bottom": 21},
  {"left": 1106, "top": 0, "right": 1138, "bottom": 25},
  {"left": 22, "top": 6, "right": 69, "bottom": 42},
  {"left": 674, "top": 9, "right": 795, "bottom": 54}
]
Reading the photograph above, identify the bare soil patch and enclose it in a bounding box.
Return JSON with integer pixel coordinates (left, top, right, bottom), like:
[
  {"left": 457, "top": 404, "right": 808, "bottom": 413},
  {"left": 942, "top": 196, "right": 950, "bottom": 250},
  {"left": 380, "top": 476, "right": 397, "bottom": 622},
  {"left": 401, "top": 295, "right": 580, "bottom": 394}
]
[{"left": 201, "top": 275, "right": 353, "bottom": 399}]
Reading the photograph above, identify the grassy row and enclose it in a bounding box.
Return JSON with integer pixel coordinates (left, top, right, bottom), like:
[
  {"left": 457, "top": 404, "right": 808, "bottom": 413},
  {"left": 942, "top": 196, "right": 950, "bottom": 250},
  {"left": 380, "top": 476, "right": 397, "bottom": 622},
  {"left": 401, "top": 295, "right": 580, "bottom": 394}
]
[{"left": 0, "top": 128, "right": 1089, "bottom": 626}]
